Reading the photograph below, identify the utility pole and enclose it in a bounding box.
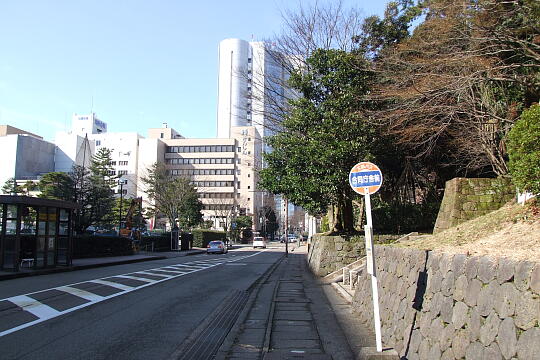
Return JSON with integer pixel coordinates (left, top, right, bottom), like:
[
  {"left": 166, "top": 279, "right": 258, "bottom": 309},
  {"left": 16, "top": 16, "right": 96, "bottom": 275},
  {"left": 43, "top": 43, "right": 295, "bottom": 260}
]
[{"left": 284, "top": 197, "right": 288, "bottom": 257}]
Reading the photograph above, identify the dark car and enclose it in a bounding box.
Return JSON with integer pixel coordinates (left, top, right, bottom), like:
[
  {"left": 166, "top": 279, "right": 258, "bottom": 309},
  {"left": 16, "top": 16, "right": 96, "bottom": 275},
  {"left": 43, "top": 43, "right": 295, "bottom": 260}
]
[{"left": 206, "top": 240, "right": 228, "bottom": 254}]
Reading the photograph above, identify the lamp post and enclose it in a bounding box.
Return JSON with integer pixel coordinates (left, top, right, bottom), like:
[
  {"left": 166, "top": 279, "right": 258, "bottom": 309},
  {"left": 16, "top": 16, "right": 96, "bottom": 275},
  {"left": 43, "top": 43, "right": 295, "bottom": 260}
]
[{"left": 118, "top": 179, "right": 124, "bottom": 233}]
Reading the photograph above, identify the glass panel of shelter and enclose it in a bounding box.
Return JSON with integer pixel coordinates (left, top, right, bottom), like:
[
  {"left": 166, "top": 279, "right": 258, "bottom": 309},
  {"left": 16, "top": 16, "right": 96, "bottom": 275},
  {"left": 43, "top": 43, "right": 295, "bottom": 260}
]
[
  {"left": 3, "top": 205, "right": 19, "bottom": 270},
  {"left": 57, "top": 209, "right": 70, "bottom": 266},
  {"left": 20, "top": 206, "right": 37, "bottom": 269},
  {"left": 37, "top": 206, "right": 58, "bottom": 268}
]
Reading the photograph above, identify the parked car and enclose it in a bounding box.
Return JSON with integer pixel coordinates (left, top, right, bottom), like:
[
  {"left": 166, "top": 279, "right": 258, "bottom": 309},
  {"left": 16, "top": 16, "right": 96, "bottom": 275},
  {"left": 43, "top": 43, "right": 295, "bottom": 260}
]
[
  {"left": 206, "top": 240, "right": 228, "bottom": 254},
  {"left": 252, "top": 236, "right": 266, "bottom": 249}
]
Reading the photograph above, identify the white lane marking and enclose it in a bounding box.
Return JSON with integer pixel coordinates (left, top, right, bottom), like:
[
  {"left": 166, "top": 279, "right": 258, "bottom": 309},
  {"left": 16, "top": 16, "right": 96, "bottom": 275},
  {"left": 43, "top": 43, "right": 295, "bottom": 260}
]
[
  {"left": 9, "top": 295, "right": 61, "bottom": 319},
  {"left": 0, "top": 251, "right": 265, "bottom": 338},
  {"left": 90, "top": 279, "right": 134, "bottom": 292},
  {"left": 160, "top": 267, "right": 194, "bottom": 272},
  {"left": 56, "top": 286, "right": 104, "bottom": 303},
  {"left": 114, "top": 275, "right": 155, "bottom": 283},
  {"left": 135, "top": 271, "right": 172, "bottom": 278},
  {"left": 147, "top": 268, "right": 189, "bottom": 274},
  {"left": 225, "top": 263, "right": 247, "bottom": 266}
]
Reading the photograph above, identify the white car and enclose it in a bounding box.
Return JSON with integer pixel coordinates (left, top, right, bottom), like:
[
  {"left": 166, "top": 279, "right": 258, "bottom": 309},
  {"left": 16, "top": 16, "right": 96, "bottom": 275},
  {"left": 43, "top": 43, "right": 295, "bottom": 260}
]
[
  {"left": 253, "top": 236, "right": 267, "bottom": 249},
  {"left": 287, "top": 235, "right": 298, "bottom": 243}
]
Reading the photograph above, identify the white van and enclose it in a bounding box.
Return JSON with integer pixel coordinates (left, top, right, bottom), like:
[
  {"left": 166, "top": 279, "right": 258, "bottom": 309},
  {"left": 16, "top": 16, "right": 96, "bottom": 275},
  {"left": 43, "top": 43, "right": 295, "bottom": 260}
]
[{"left": 253, "top": 236, "right": 266, "bottom": 249}]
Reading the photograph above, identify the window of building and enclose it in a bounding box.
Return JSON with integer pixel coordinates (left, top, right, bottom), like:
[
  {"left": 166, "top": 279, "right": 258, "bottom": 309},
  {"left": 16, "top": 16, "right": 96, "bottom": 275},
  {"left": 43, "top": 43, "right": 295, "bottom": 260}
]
[
  {"left": 247, "top": 174, "right": 250, "bottom": 177},
  {"left": 160, "top": 133, "right": 164, "bottom": 139},
  {"left": 109, "top": 161, "right": 116, "bottom": 166},
  {"left": 119, "top": 161, "right": 128, "bottom": 166},
  {"left": 96, "top": 140, "right": 101, "bottom": 146},
  {"left": 248, "top": 186, "right": 251, "bottom": 189},
  {"left": 118, "top": 170, "right": 128, "bottom": 175},
  {"left": 237, "top": 182, "right": 240, "bottom": 189}
]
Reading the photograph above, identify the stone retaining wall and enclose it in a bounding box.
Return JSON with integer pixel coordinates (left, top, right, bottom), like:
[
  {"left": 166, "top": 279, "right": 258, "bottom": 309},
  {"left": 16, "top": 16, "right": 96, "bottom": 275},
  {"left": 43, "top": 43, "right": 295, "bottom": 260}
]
[
  {"left": 351, "top": 246, "right": 540, "bottom": 359},
  {"left": 433, "top": 177, "right": 514, "bottom": 234},
  {"left": 307, "top": 234, "right": 399, "bottom": 277}
]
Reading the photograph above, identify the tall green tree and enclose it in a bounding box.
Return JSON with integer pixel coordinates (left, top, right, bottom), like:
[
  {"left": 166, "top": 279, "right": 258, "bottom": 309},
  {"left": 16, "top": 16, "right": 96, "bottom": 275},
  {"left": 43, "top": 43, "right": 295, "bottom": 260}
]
[
  {"left": 259, "top": 49, "right": 379, "bottom": 233},
  {"left": 508, "top": 104, "right": 540, "bottom": 195},
  {"left": 140, "top": 162, "right": 203, "bottom": 230},
  {"left": 38, "top": 172, "right": 75, "bottom": 201},
  {"left": 2, "top": 177, "right": 21, "bottom": 195}
]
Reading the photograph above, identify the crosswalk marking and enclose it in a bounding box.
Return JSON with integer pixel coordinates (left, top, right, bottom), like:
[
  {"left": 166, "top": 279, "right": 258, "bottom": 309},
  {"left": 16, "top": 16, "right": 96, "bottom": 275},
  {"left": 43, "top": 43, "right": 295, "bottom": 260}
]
[
  {"left": 0, "top": 250, "right": 265, "bottom": 338},
  {"left": 114, "top": 275, "right": 155, "bottom": 283},
  {"left": 90, "top": 279, "right": 134, "bottom": 292},
  {"left": 56, "top": 286, "right": 105, "bottom": 302},
  {"left": 136, "top": 271, "right": 171, "bottom": 277},
  {"left": 9, "top": 295, "right": 61, "bottom": 319}
]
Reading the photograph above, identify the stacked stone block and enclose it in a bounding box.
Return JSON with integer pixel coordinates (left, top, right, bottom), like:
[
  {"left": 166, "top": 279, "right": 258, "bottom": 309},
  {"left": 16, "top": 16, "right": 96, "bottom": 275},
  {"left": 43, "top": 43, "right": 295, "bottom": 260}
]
[
  {"left": 307, "top": 234, "right": 399, "bottom": 277},
  {"left": 351, "top": 246, "right": 540, "bottom": 359},
  {"left": 433, "top": 177, "right": 514, "bottom": 234}
]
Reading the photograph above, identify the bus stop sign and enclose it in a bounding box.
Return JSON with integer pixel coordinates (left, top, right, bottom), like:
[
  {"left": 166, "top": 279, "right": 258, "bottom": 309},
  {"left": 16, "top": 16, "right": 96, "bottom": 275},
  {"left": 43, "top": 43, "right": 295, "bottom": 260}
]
[{"left": 349, "top": 162, "right": 383, "bottom": 195}]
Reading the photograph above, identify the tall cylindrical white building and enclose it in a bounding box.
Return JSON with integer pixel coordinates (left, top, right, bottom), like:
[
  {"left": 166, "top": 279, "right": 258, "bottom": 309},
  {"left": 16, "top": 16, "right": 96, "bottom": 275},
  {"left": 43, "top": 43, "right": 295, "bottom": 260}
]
[{"left": 217, "top": 39, "right": 251, "bottom": 138}]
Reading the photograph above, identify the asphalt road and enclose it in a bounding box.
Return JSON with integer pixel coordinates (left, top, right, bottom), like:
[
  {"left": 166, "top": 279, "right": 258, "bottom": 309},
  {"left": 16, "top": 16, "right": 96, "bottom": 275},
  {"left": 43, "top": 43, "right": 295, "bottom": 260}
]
[{"left": 0, "top": 247, "right": 283, "bottom": 360}]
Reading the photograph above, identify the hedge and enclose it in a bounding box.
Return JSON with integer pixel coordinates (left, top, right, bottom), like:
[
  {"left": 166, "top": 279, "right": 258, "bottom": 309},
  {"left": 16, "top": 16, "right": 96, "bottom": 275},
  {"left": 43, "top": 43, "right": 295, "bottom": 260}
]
[
  {"left": 192, "top": 229, "right": 226, "bottom": 248},
  {"left": 73, "top": 235, "right": 134, "bottom": 258}
]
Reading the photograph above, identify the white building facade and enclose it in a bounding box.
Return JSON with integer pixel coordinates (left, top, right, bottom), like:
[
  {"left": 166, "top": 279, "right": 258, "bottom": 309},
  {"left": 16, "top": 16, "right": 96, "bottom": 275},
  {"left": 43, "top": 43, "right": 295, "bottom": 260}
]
[
  {"left": 217, "top": 38, "right": 289, "bottom": 141},
  {"left": 138, "top": 124, "right": 262, "bottom": 230}
]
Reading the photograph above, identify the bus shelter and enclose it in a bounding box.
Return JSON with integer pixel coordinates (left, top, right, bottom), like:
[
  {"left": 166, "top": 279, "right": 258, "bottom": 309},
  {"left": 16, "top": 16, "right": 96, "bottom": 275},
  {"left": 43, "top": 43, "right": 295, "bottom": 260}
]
[{"left": 0, "top": 196, "right": 78, "bottom": 272}]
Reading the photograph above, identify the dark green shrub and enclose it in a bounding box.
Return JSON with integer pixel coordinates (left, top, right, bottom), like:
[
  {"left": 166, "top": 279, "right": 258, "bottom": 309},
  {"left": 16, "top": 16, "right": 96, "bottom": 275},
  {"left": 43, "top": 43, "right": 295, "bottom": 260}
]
[
  {"left": 508, "top": 104, "right": 540, "bottom": 195},
  {"left": 73, "top": 235, "right": 134, "bottom": 258},
  {"left": 139, "top": 234, "right": 170, "bottom": 251},
  {"left": 371, "top": 201, "right": 440, "bottom": 234},
  {"left": 192, "top": 229, "right": 226, "bottom": 248}
]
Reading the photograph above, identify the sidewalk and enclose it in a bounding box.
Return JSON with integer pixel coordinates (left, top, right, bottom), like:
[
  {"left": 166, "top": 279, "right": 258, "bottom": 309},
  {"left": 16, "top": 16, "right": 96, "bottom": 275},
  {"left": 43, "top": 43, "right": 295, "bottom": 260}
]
[
  {"left": 0, "top": 248, "right": 206, "bottom": 281},
  {"left": 217, "top": 245, "right": 360, "bottom": 360}
]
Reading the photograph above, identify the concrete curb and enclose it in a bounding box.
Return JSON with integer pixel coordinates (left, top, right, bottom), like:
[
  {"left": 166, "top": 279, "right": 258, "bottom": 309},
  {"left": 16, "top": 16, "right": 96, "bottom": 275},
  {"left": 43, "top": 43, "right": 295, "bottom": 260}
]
[
  {"left": 0, "top": 255, "right": 168, "bottom": 281},
  {"left": 0, "top": 249, "right": 206, "bottom": 281}
]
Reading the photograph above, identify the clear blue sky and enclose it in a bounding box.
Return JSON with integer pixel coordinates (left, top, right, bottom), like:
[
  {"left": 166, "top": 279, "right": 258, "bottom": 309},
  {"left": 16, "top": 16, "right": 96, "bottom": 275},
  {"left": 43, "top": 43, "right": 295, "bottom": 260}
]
[{"left": 0, "top": 1, "right": 388, "bottom": 142}]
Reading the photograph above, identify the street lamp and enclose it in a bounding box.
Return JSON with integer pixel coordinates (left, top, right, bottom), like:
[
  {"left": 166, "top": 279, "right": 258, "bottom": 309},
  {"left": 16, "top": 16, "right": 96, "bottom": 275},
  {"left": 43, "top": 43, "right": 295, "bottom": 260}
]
[{"left": 118, "top": 179, "right": 125, "bottom": 233}]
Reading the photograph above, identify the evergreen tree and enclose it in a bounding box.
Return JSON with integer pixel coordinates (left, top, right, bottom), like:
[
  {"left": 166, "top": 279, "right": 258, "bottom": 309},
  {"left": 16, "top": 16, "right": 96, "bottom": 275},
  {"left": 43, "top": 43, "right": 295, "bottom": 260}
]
[
  {"left": 1, "top": 177, "right": 21, "bottom": 195},
  {"left": 259, "top": 49, "right": 378, "bottom": 232},
  {"left": 38, "top": 172, "right": 75, "bottom": 201}
]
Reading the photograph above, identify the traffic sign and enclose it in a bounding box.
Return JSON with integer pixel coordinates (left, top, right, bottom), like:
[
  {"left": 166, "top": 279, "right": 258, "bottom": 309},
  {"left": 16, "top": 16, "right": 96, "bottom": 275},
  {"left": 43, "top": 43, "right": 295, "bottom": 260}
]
[
  {"left": 348, "top": 161, "right": 384, "bottom": 353},
  {"left": 349, "top": 162, "right": 383, "bottom": 195}
]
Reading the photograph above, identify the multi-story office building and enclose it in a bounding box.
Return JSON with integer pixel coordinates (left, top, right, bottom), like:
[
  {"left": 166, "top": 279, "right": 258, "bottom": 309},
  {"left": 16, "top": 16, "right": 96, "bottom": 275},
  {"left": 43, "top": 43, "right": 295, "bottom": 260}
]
[
  {"left": 0, "top": 126, "right": 56, "bottom": 188},
  {"left": 217, "top": 38, "right": 288, "bottom": 142},
  {"left": 139, "top": 124, "right": 262, "bottom": 230},
  {"left": 54, "top": 113, "right": 105, "bottom": 172},
  {"left": 55, "top": 114, "right": 141, "bottom": 198},
  {"left": 217, "top": 39, "right": 292, "bottom": 231},
  {"left": 90, "top": 132, "right": 142, "bottom": 198}
]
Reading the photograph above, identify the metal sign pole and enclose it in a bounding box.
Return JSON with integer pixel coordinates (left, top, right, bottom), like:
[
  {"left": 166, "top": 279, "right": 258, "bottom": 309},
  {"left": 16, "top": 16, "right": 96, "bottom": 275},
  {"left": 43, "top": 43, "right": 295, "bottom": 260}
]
[{"left": 364, "top": 192, "right": 383, "bottom": 352}]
